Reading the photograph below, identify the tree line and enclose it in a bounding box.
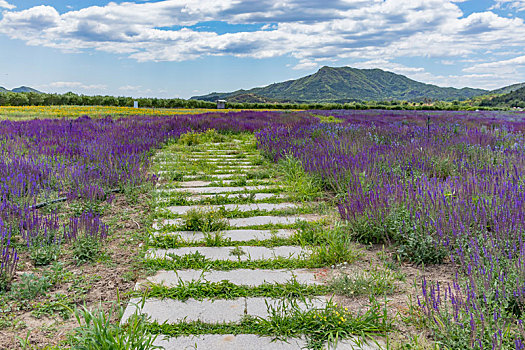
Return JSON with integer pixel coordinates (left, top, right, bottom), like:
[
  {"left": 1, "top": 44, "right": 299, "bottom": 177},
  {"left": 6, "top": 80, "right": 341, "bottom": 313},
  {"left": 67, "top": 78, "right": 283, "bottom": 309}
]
[{"left": 0, "top": 91, "right": 501, "bottom": 111}]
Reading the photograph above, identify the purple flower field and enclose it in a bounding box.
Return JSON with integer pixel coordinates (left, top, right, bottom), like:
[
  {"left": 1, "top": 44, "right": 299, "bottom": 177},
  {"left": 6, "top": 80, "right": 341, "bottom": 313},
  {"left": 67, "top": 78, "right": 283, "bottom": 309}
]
[
  {"left": 4, "top": 108, "right": 525, "bottom": 348},
  {"left": 0, "top": 111, "right": 314, "bottom": 287},
  {"left": 256, "top": 109, "right": 525, "bottom": 348}
]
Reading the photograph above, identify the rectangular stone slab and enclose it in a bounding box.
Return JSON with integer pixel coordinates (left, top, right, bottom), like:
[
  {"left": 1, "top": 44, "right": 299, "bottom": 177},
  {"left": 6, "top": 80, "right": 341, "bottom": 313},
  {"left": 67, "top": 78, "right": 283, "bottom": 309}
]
[
  {"left": 153, "top": 335, "right": 382, "bottom": 350},
  {"left": 156, "top": 215, "right": 312, "bottom": 230},
  {"left": 188, "top": 193, "right": 285, "bottom": 202},
  {"left": 166, "top": 202, "right": 298, "bottom": 215},
  {"left": 122, "top": 297, "right": 326, "bottom": 324},
  {"left": 228, "top": 215, "right": 307, "bottom": 227},
  {"left": 147, "top": 245, "right": 310, "bottom": 261},
  {"left": 183, "top": 173, "right": 246, "bottom": 180},
  {"left": 216, "top": 165, "right": 258, "bottom": 169},
  {"left": 154, "top": 193, "right": 286, "bottom": 206},
  {"left": 146, "top": 269, "right": 322, "bottom": 287},
  {"left": 161, "top": 185, "right": 277, "bottom": 194},
  {"left": 153, "top": 229, "right": 295, "bottom": 242}
]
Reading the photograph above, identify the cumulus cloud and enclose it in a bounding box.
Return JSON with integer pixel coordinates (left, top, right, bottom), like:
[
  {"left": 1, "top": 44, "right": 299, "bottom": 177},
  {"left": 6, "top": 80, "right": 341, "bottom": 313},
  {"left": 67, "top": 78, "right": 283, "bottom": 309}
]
[
  {"left": 47, "top": 81, "right": 107, "bottom": 90},
  {"left": 0, "top": 1, "right": 14, "bottom": 10},
  {"left": 492, "top": 0, "right": 525, "bottom": 11},
  {"left": 0, "top": 0, "right": 524, "bottom": 89}
]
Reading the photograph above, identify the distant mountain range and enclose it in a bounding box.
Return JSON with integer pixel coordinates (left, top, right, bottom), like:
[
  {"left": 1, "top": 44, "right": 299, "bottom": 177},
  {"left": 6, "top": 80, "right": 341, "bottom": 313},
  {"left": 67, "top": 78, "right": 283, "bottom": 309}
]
[
  {"left": 0, "top": 86, "right": 42, "bottom": 93},
  {"left": 192, "top": 66, "right": 524, "bottom": 103}
]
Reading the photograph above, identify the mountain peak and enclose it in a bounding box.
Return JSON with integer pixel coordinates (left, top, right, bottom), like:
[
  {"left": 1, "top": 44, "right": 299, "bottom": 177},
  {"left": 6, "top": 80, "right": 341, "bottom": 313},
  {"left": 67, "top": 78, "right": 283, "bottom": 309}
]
[{"left": 191, "top": 66, "right": 487, "bottom": 103}]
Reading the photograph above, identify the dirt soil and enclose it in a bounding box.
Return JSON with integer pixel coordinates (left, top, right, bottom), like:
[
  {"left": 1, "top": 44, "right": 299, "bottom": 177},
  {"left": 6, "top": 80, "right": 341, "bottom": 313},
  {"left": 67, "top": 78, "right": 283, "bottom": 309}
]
[
  {"left": 331, "top": 244, "right": 456, "bottom": 347},
  {"left": 0, "top": 190, "right": 151, "bottom": 349}
]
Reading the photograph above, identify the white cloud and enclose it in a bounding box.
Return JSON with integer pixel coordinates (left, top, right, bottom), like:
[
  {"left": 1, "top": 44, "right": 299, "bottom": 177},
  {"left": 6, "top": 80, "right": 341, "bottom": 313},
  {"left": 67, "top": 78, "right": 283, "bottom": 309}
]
[
  {"left": 0, "top": 1, "right": 14, "bottom": 10},
  {"left": 47, "top": 81, "right": 107, "bottom": 90},
  {"left": 492, "top": 0, "right": 525, "bottom": 11},
  {"left": 292, "top": 59, "right": 318, "bottom": 70},
  {"left": 0, "top": 0, "right": 524, "bottom": 88},
  {"left": 464, "top": 55, "right": 525, "bottom": 71},
  {"left": 119, "top": 85, "right": 142, "bottom": 91}
]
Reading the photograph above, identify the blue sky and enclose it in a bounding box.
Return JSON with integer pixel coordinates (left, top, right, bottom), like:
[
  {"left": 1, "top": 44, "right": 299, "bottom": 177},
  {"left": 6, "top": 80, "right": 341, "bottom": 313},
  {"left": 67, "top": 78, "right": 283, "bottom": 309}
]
[{"left": 0, "top": 0, "right": 525, "bottom": 98}]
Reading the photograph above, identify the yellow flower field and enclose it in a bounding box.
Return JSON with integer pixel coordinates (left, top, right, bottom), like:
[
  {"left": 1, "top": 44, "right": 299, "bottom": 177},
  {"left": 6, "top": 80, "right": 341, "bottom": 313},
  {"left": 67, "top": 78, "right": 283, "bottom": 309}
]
[{"left": 0, "top": 105, "right": 241, "bottom": 120}]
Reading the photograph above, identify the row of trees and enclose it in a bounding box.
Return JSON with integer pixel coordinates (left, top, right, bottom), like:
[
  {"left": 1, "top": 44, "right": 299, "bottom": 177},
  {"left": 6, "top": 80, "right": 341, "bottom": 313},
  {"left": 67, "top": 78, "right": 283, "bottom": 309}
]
[{"left": 0, "top": 91, "right": 500, "bottom": 111}]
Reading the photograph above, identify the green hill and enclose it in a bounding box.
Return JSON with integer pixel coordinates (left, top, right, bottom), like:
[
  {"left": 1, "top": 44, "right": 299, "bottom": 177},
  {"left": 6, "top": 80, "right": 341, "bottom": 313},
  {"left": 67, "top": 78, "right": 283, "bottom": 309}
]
[
  {"left": 481, "top": 86, "right": 525, "bottom": 108},
  {"left": 491, "top": 83, "right": 525, "bottom": 95},
  {"left": 0, "top": 87, "right": 8, "bottom": 93},
  {"left": 11, "top": 86, "right": 42, "bottom": 93},
  {"left": 192, "top": 66, "right": 488, "bottom": 103}
]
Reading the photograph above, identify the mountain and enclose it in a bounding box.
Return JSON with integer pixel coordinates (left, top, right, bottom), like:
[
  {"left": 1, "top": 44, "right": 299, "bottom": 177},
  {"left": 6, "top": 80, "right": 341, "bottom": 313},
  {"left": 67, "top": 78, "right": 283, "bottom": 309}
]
[
  {"left": 491, "top": 83, "right": 525, "bottom": 95},
  {"left": 481, "top": 86, "right": 525, "bottom": 107},
  {"left": 0, "top": 86, "right": 42, "bottom": 93},
  {"left": 192, "top": 66, "right": 489, "bottom": 103},
  {"left": 11, "top": 86, "right": 42, "bottom": 93}
]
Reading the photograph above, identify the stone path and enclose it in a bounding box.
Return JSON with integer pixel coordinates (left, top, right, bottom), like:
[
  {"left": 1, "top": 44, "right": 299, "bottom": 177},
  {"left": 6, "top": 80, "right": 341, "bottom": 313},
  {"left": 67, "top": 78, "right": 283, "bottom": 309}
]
[{"left": 124, "top": 135, "right": 381, "bottom": 349}]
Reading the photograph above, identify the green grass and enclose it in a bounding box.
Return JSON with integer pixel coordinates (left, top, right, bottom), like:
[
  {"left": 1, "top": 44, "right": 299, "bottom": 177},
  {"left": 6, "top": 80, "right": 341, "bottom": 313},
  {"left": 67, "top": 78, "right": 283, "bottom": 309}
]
[
  {"left": 149, "top": 232, "right": 294, "bottom": 249},
  {"left": 68, "top": 300, "right": 162, "bottom": 350},
  {"left": 153, "top": 205, "right": 319, "bottom": 221},
  {"left": 145, "top": 299, "right": 391, "bottom": 350},
  {"left": 138, "top": 279, "right": 330, "bottom": 301},
  {"left": 329, "top": 267, "right": 399, "bottom": 297}
]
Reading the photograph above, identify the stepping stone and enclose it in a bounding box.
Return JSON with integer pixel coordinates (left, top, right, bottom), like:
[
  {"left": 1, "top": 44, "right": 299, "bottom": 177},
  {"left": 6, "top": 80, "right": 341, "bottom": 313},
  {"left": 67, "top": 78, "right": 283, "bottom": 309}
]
[
  {"left": 229, "top": 215, "right": 308, "bottom": 227},
  {"left": 183, "top": 173, "right": 246, "bottom": 180},
  {"left": 188, "top": 193, "right": 285, "bottom": 202},
  {"left": 189, "top": 154, "right": 237, "bottom": 158},
  {"left": 166, "top": 203, "right": 298, "bottom": 215},
  {"left": 156, "top": 215, "right": 310, "bottom": 229},
  {"left": 176, "top": 181, "right": 213, "bottom": 187},
  {"left": 153, "top": 335, "right": 381, "bottom": 350},
  {"left": 187, "top": 158, "right": 254, "bottom": 164},
  {"left": 154, "top": 229, "right": 294, "bottom": 241},
  {"left": 165, "top": 185, "right": 278, "bottom": 194},
  {"left": 160, "top": 180, "right": 272, "bottom": 189},
  {"left": 145, "top": 269, "right": 322, "bottom": 287},
  {"left": 216, "top": 165, "right": 258, "bottom": 169},
  {"left": 122, "top": 297, "right": 326, "bottom": 324},
  {"left": 147, "top": 245, "right": 310, "bottom": 261}
]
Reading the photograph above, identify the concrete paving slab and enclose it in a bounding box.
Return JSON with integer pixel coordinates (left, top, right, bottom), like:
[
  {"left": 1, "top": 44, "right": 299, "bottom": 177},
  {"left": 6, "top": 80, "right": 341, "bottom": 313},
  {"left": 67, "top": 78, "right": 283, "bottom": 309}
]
[
  {"left": 122, "top": 298, "right": 246, "bottom": 324},
  {"left": 153, "top": 335, "right": 382, "bottom": 350},
  {"left": 122, "top": 297, "right": 326, "bottom": 324},
  {"left": 147, "top": 245, "right": 310, "bottom": 261},
  {"left": 188, "top": 193, "right": 285, "bottom": 202},
  {"left": 153, "top": 229, "right": 294, "bottom": 242},
  {"left": 216, "top": 164, "right": 258, "bottom": 168},
  {"left": 183, "top": 173, "right": 246, "bottom": 180},
  {"left": 228, "top": 215, "right": 307, "bottom": 227},
  {"left": 145, "top": 269, "right": 322, "bottom": 287},
  {"left": 166, "top": 202, "right": 298, "bottom": 215},
  {"left": 186, "top": 159, "right": 254, "bottom": 163},
  {"left": 168, "top": 185, "right": 278, "bottom": 194},
  {"left": 176, "top": 181, "right": 213, "bottom": 187},
  {"left": 156, "top": 215, "right": 311, "bottom": 229}
]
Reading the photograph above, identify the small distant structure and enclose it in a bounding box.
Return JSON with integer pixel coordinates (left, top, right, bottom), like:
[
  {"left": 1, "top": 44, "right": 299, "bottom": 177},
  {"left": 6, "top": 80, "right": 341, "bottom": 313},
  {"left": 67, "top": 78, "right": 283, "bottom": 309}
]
[
  {"left": 216, "top": 99, "right": 226, "bottom": 109},
  {"left": 133, "top": 101, "right": 139, "bottom": 108}
]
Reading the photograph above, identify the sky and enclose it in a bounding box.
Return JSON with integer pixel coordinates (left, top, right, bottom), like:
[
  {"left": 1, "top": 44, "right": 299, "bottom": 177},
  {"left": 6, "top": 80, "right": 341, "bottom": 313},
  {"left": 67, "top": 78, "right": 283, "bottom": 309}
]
[{"left": 0, "top": 0, "right": 525, "bottom": 98}]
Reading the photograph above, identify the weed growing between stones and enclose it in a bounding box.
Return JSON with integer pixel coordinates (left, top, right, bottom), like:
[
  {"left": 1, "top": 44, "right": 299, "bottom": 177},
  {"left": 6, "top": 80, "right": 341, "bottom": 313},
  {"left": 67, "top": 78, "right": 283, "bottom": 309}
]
[
  {"left": 178, "top": 208, "right": 230, "bottom": 232},
  {"left": 145, "top": 298, "right": 391, "bottom": 349},
  {"left": 141, "top": 278, "right": 330, "bottom": 301}
]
